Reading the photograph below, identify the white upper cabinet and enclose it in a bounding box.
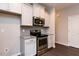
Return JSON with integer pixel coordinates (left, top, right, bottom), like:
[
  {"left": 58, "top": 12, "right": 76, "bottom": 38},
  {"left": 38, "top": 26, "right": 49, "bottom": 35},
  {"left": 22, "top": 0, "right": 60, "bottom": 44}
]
[
  {"left": 33, "top": 4, "right": 49, "bottom": 26},
  {"left": 33, "top": 4, "right": 45, "bottom": 18},
  {"left": 33, "top": 4, "right": 40, "bottom": 17},
  {"left": 45, "top": 11, "right": 49, "bottom": 26},
  {"left": 9, "top": 3, "right": 22, "bottom": 14},
  {"left": 0, "top": 3, "right": 22, "bottom": 14},
  {"left": 39, "top": 6, "right": 45, "bottom": 18},
  {"left": 21, "top": 4, "right": 33, "bottom": 26},
  {"left": 0, "top": 3, "right": 9, "bottom": 10}
]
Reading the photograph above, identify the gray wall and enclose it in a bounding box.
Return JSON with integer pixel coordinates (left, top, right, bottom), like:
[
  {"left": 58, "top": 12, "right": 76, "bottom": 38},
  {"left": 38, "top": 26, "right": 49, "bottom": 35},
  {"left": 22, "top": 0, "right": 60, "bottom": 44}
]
[
  {"left": 55, "top": 5, "right": 79, "bottom": 46},
  {"left": 0, "top": 13, "right": 21, "bottom": 56}
]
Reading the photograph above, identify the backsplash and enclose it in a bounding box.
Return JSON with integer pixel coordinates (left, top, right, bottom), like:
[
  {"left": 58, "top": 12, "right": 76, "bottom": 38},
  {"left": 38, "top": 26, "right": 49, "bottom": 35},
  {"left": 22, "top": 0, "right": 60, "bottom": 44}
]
[{"left": 20, "top": 27, "right": 48, "bottom": 36}]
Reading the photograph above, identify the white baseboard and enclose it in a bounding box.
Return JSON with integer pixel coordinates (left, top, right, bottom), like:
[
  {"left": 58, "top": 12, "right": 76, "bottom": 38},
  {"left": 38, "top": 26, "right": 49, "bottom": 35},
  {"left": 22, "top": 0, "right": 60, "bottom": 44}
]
[
  {"left": 11, "top": 52, "right": 21, "bottom": 56},
  {"left": 56, "top": 41, "right": 68, "bottom": 46},
  {"left": 56, "top": 41, "right": 79, "bottom": 49}
]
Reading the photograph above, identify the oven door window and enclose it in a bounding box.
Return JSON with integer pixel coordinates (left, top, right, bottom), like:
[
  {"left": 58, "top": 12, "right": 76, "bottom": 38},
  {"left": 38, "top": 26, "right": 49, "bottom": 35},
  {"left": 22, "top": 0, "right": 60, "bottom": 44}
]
[{"left": 37, "top": 37, "right": 48, "bottom": 50}]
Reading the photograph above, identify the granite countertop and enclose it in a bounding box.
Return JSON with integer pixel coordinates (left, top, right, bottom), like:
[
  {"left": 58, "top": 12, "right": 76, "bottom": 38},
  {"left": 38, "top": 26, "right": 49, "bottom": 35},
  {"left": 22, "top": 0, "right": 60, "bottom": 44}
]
[{"left": 20, "top": 35, "right": 36, "bottom": 40}]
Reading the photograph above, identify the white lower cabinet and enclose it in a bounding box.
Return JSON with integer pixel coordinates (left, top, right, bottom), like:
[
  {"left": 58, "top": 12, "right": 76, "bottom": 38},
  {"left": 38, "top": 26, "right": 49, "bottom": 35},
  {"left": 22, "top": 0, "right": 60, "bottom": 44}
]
[
  {"left": 25, "top": 38, "right": 36, "bottom": 56},
  {"left": 20, "top": 37, "right": 36, "bottom": 56},
  {"left": 48, "top": 34, "right": 55, "bottom": 48},
  {"left": 48, "top": 35, "right": 53, "bottom": 48}
]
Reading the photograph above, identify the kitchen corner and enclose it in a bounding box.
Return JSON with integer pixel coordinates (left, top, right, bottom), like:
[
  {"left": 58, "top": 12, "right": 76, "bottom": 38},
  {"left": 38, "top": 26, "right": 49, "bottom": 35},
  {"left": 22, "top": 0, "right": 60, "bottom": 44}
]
[{"left": 0, "top": 3, "right": 55, "bottom": 56}]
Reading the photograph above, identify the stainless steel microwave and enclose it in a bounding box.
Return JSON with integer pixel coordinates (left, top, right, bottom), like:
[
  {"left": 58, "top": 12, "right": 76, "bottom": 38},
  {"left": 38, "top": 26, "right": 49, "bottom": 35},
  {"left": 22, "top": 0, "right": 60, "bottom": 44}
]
[{"left": 33, "top": 16, "right": 45, "bottom": 26}]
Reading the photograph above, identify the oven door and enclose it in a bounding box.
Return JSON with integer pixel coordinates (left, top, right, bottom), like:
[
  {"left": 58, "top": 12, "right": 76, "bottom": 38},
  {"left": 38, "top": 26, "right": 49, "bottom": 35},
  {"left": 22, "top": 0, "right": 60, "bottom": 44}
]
[{"left": 37, "top": 37, "right": 48, "bottom": 51}]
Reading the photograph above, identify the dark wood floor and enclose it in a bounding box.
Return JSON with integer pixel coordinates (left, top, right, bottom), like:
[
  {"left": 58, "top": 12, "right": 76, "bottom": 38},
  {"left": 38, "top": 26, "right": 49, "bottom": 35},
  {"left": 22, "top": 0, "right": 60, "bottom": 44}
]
[{"left": 41, "top": 43, "right": 79, "bottom": 56}]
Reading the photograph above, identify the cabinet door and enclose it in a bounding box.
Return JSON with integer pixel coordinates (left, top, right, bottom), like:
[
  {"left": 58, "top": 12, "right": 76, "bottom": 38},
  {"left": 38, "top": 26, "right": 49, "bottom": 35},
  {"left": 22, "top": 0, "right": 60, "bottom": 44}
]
[
  {"left": 22, "top": 4, "right": 33, "bottom": 26},
  {"left": 45, "top": 11, "right": 49, "bottom": 26},
  {"left": 40, "top": 6, "right": 45, "bottom": 18},
  {"left": 33, "top": 4, "right": 40, "bottom": 17},
  {"left": 0, "top": 3, "right": 9, "bottom": 10},
  {"left": 25, "top": 38, "right": 36, "bottom": 56},
  {"left": 48, "top": 34, "right": 55, "bottom": 48},
  {"left": 9, "top": 3, "right": 22, "bottom": 14},
  {"left": 48, "top": 35, "right": 53, "bottom": 48}
]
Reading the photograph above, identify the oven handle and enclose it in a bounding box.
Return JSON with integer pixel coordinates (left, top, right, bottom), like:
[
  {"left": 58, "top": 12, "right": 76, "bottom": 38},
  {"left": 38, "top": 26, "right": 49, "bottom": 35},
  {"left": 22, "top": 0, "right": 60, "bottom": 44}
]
[{"left": 38, "top": 37, "right": 47, "bottom": 40}]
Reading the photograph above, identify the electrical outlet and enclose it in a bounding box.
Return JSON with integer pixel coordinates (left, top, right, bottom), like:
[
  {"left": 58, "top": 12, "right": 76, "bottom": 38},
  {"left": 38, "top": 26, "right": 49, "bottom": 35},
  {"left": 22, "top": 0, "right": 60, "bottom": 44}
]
[{"left": 22, "top": 29, "right": 25, "bottom": 32}]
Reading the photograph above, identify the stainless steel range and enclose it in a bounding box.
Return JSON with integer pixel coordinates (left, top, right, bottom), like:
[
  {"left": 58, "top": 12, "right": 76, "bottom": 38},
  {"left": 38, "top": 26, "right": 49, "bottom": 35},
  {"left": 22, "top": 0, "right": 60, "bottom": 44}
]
[{"left": 30, "top": 30, "right": 48, "bottom": 55}]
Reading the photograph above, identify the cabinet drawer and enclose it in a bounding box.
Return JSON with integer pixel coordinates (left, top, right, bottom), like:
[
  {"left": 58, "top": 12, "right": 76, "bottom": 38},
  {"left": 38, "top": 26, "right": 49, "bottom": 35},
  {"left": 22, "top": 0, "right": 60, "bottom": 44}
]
[{"left": 25, "top": 39, "right": 36, "bottom": 44}]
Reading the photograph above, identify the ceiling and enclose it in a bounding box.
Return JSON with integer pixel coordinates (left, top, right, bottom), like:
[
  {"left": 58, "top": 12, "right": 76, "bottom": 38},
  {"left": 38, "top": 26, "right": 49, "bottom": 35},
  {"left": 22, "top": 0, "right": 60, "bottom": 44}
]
[{"left": 42, "top": 3, "right": 79, "bottom": 11}]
